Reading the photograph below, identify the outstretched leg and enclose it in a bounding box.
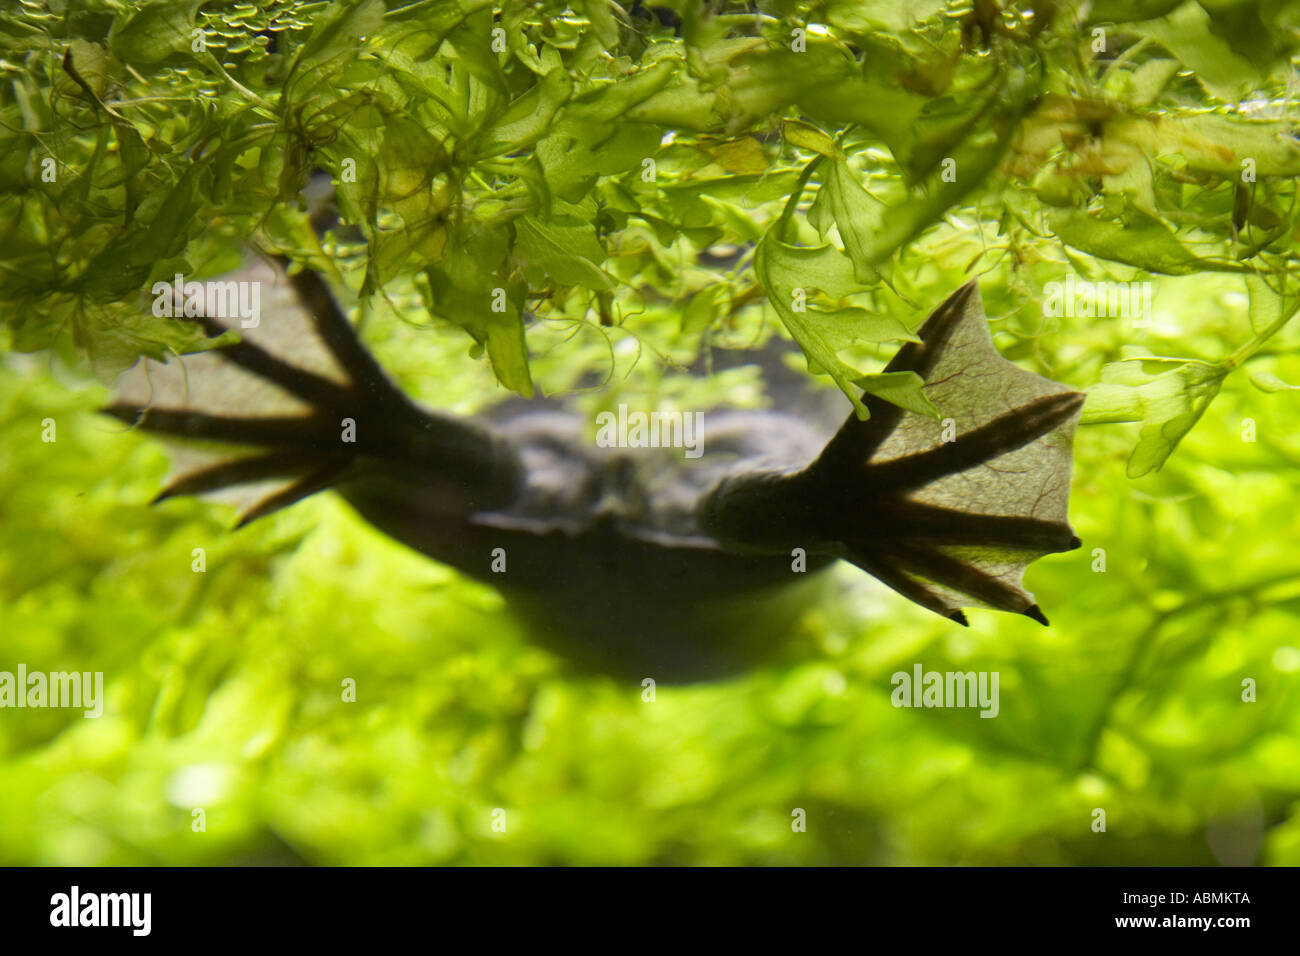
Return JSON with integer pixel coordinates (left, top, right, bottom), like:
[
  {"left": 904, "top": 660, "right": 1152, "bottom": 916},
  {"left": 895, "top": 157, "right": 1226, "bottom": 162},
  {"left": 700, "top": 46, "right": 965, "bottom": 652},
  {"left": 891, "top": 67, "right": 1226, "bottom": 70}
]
[
  {"left": 106, "top": 256, "right": 520, "bottom": 525},
  {"left": 700, "top": 280, "right": 1084, "bottom": 625}
]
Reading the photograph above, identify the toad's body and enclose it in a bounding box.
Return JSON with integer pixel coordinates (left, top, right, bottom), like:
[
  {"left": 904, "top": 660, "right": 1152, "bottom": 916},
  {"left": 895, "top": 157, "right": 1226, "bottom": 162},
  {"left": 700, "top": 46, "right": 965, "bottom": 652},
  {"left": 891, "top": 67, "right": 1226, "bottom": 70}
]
[
  {"left": 343, "top": 408, "right": 839, "bottom": 678},
  {"left": 109, "top": 263, "right": 1084, "bottom": 681}
]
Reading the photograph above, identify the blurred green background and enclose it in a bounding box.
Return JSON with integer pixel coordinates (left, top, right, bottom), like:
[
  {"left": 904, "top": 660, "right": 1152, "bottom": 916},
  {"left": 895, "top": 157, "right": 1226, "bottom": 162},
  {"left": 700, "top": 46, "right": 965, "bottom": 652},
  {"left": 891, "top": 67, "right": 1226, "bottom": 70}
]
[
  {"left": 4, "top": 268, "right": 1300, "bottom": 866},
  {"left": 5, "top": 0, "right": 1300, "bottom": 866}
]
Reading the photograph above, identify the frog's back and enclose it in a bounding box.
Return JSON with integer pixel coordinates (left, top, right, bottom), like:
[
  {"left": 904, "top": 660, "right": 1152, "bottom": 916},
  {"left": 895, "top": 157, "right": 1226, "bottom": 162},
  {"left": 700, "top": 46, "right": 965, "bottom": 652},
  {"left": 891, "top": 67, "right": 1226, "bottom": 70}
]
[{"left": 339, "top": 403, "right": 841, "bottom": 680}]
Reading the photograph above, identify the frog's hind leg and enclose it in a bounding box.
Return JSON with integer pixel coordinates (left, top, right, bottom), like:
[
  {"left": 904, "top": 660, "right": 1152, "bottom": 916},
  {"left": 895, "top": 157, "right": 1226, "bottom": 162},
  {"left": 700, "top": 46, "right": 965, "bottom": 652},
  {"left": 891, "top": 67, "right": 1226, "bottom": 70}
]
[
  {"left": 825, "top": 280, "right": 1084, "bottom": 624},
  {"left": 103, "top": 257, "right": 513, "bottom": 526},
  {"left": 700, "top": 280, "right": 1085, "bottom": 626}
]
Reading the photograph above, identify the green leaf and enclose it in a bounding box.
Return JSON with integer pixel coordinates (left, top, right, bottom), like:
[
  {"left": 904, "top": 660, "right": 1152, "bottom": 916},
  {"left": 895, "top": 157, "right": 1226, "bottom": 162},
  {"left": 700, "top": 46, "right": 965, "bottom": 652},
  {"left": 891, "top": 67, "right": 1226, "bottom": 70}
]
[
  {"left": 1110, "top": 113, "right": 1300, "bottom": 178},
  {"left": 1087, "top": 0, "right": 1183, "bottom": 20},
  {"left": 797, "top": 305, "right": 917, "bottom": 350},
  {"left": 1249, "top": 371, "right": 1300, "bottom": 393},
  {"left": 892, "top": 70, "right": 1000, "bottom": 184},
  {"left": 1247, "top": 273, "right": 1284, "bottom": 333},
  {"left": 1127, "top": 58, "right": 1180, "bottom": 107},
  {"left": 1048, "top": 209, "right": 1247, "bottom": 276},
  {"left": 1131, "top": 1, "right": 1262, "bottom": 101},
  {"left": 514, "top": 215, "right": 612, "bottom": 290},
  {"left": 376, "top": 116, "right": 451, "bottom": 222},
  {"left": 811, "top": 61, "right": 1034, "bottom": 277},
  {"left": 476, "top": 67, "right": 573, "bottom": 160},
  {"left": 753, "top": 234, "right": 915, "bottom": 419},
  {"left": 853, "top": 369, "right": 935, "bottom": 417},
  {"left": 817, "top": 158, "right": 887, "bottom": 284},
  {"left": 1085, "top": 359, "right": 1227, "bottom": 477},
  {"left": 442, "top": 11, "right": 508, "bottom": 92},
  {"left": 288, "top": 0, "right": 384, "bottom": 89},
  {"left": 424, "top": 221, "right": 534, "bottom": 397},
  {"left": 567, "top": 59, "right": 680, "bottom": 122},
  {"left": 484, "top": 300, "right": 534, "bottom": 397},
  {"left": 107, "top": 0, "right": 202, "bottom": 66},
  {"left": 824, "top": 0, "right": 948, "bottom": 33},
  {"left": 701, "top": 137, "right": 769, "bottom": 176},
  {"left": 681, "top": 284, "right": 727, "bottom": 335},
  {"left": 783, "top": 120, "right": 842, "bottom": 159}
]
